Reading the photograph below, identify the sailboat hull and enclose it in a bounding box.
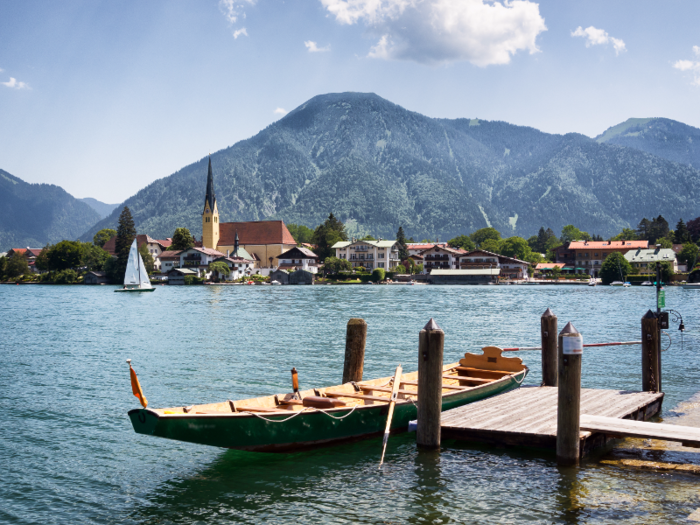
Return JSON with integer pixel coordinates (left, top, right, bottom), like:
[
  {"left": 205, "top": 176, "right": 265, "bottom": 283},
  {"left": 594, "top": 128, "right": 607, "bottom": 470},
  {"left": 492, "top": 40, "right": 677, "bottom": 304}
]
[{"left": 115, "top": 288, "right": 156, "bottom": 292}]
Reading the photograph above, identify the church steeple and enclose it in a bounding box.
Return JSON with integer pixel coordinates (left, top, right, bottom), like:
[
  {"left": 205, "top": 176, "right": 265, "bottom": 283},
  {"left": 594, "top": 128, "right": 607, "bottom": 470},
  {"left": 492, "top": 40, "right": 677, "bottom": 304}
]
[{"left": 201, "top": 156, "right": 220, "bottom": 250}]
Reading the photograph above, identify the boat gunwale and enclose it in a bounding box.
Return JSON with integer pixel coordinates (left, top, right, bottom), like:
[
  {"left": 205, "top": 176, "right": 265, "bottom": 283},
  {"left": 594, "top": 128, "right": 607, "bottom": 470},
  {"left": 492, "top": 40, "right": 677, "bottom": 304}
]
[{"left": 132, "top": 366, "right": 527, "bottom": 420}]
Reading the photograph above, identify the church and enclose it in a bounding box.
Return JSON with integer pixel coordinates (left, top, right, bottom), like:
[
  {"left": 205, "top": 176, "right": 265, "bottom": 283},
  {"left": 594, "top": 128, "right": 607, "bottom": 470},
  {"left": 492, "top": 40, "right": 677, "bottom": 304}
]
[{"left": 201, "top": 158, "right": 297, "bottom": 268}]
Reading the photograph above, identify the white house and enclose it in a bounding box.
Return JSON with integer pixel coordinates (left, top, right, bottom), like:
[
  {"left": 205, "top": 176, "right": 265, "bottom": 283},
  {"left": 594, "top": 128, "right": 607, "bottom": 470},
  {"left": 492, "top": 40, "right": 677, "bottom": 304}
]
[
  {"left": 276, "top": 246, "right": 320, "bottom": 274},
  {"left": 211, "top": 255, "right": 256, "bottom": 281},
  {"left": 624, "top": 247, "right": 678, "bottom": 274},
  {"left": 458, "top": 250, "right": 530, "bottom": 280},
  {"left": 179, "top": 247, "right": 226, "bottom": 278},
  {"left": 332, "top": 239, "right": 401, "bottom": 270},
  {"left": 158, "top": 250, "right": 182, "bottom": 274},
  {"left": 407, "top": 242, "right": 447, "bottom": 257},
  {"left": 420, "top": 245, "right": 467, "bottom": 271}
]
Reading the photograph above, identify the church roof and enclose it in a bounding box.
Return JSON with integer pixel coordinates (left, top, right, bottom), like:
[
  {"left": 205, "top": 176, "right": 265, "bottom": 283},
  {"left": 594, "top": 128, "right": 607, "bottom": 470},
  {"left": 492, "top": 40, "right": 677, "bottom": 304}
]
[
  {"left": 219, "top": 221, "right": 296, "bottom": 246},
  {"left": 203, "top": 157, "right": 216, "bottom": 214}
]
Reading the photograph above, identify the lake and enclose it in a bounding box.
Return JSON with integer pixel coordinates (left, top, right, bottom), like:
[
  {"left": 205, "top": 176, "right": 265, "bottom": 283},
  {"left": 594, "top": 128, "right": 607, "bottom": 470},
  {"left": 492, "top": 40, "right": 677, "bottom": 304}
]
[{"left": 1, "top": 284, "right": 699, "bottom": 524}]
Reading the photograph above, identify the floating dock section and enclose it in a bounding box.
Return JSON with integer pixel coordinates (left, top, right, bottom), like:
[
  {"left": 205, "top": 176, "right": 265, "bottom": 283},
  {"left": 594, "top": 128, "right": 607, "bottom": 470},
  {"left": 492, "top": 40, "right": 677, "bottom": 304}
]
[{"left": 441, "top": 386, "right": 664, "bottom": 456}]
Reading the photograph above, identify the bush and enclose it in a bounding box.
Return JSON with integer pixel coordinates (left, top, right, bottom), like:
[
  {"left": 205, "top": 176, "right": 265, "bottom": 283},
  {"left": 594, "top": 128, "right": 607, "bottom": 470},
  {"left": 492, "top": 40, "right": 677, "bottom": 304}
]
[
  {"left": 54, "top": 269, "right": 79, "bottom": 284},
  {"left": 184, "top": 275, "right": 204, "bottom": 285},
  {"left": 371, "top": 268, "right": 385, "bottom": 282}
]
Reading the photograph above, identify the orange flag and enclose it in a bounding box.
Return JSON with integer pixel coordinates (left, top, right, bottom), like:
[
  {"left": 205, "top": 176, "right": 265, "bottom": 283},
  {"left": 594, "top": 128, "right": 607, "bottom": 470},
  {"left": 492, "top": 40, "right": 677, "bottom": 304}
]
[{"left": 129, "top": 365, "right": 148, "bottom": 408}]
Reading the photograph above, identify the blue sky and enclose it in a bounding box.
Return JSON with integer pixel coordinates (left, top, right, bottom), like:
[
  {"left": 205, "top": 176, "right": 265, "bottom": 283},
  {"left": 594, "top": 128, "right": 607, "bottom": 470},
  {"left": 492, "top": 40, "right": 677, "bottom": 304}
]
[{"left": 1, "top": 0, "right": 699, "bottom": 203}]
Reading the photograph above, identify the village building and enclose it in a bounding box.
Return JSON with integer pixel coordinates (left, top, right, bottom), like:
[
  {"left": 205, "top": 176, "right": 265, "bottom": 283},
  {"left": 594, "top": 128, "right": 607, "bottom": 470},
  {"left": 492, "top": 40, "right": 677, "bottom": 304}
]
[
  {"left": 332, "top": 239, "right": 401, "bottom": 270},
  {"left": 167, "top": 268, "right": 198, "bottom": 285},
  {"left": 103, "top": 234, "right": 172, "bottom": 271},
  {"left": 6, "top": 247, "right": 44, "bottom": 272},
  {"left": 157, "top": 250, "right": 182, "bottom": 274},
  {"left": 178, "top": 246, "right": 226, "bottom": 278},
  {"left": 199, "top": 158, "right": 296, "bottom": 268},
  {"left": 84, "top": 271, "right": 108, "bottom": 284},
  {"left": 407, "top": 242, "right": 447, "bottom": 257},
  {"left": 534, "top": 262, "right": 568, "bottom": 277},
  {"left": 420, "top": 245, "right": 467, "bottom": 271},
  {"left": 624, "top": 247, "right": 678, "bottom": 274},
  {"left": 564, "top": 240, "right": 649, "bottom": 276},
  {"left": 458, "top": 250, "right": 531, "bottom": 280},
  {"left": 428, "top": 268, "right": 500, "bottom": 285},
  {"left": 276, "top": 246, "right": 319, "bottom": 274}
]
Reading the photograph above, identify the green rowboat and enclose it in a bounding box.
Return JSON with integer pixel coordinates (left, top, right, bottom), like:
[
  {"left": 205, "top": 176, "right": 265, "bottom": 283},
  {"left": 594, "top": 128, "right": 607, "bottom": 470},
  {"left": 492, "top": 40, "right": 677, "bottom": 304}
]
[{"left": 128, "top": 346, "right": 527, "bottom": 452}]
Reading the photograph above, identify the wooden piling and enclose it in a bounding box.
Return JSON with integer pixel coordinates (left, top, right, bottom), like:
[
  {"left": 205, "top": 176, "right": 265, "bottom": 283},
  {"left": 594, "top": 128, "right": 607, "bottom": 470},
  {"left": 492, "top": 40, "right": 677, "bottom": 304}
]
[
  {"left": 343, "top": 318, "right": 367, "bottom": 384},
  {"left": 417, "top": 318, "right": 444, "bottom": 450},
  {"left": 642, "top": 310, "right": 661, "bottom": 393},
  {"left": 541, "top": 308, "right": 558, "bottom": 387},
  {"left": 557, "top": 322, "right": 582, "bottom": 466}
]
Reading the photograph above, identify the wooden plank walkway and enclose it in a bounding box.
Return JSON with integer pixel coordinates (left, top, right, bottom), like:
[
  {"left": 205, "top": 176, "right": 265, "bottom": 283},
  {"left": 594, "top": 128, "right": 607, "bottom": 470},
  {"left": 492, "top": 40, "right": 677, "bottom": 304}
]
[
  {"left": 580, "top": 415, "right": 700, "bottom": 448},
  {"left": 441, "top": 386, "right": 664, "bottom": 456}
]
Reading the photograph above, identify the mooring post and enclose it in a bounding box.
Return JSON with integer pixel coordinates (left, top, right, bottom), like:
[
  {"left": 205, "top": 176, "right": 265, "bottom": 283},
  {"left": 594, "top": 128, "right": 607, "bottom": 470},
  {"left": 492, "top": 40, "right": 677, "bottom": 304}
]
[
  {"left": 417, "top": 318, "right": 444, "bottom": 450},
  {"left": 343, "top": 318, "right": 368, "bottom": 384},
  {"left": 641, "top": 310, "right": 661, "bottom": 393},
  {"left": 541, "top": 308, "right": 558, "bottom": 387},
  {"left": 557, "top": 322, "right": 583, "bottom": 466}
]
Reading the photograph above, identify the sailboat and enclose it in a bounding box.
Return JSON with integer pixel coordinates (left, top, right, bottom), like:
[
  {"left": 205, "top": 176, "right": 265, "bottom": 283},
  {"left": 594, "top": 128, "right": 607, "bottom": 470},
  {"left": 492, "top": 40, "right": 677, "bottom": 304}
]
[{"left": 114, "top": 239, "right": 155, "bottom": 293}]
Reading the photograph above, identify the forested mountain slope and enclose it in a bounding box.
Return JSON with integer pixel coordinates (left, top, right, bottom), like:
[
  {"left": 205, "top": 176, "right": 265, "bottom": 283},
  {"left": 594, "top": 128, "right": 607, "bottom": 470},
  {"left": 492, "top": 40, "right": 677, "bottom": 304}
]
[
  {"left": 81, "top": 93, "right": 700, "bottom": 241},
  {"left": 0, "top": 170, "right": 101, "bottom": 251}
]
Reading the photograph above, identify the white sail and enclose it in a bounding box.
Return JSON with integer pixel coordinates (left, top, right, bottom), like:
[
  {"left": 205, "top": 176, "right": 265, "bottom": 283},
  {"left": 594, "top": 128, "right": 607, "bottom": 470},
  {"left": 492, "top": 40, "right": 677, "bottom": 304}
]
[
  {"left": 138, "top": 249, "right": 152, "bottom": 289},
  {"left": 124, "top": 239, "right": 140, "bottom": 286}
]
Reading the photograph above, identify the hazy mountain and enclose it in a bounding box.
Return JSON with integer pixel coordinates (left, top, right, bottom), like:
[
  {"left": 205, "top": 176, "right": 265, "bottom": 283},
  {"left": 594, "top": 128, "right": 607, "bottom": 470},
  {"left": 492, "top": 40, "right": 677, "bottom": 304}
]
[
  {"left": 81, "top": 93, "right": 700, "bottom": 242},
  {"left": 79, "top": 198, "right": 119, "bottom": 219},
  {"left": 596, "top": 118, "right": 700, "bottom": 171},
  {"left": 0, "top": 170, "right": 101, "bottom": 251}
]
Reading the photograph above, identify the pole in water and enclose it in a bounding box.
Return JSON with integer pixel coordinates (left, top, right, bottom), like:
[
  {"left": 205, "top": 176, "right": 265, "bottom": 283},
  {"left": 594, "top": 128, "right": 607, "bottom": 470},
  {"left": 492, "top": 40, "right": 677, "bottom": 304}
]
[
  {"left": 343, "top": 318, "right": 367, "bottom": 384},
  {"left": 641, "top": 310, "right": 660, "bottom": 393},
  {"left": 417, "top": 318, "right": 444, "bottom": 450},
  {"left": 379, "top": 364, "right": 403, "bottom": 468},
  {"left": 557, "top": 322, "right": 582, "bottom": 466},
  {"left": 541, "top": 308, "right": 558, "bottom": 387}
]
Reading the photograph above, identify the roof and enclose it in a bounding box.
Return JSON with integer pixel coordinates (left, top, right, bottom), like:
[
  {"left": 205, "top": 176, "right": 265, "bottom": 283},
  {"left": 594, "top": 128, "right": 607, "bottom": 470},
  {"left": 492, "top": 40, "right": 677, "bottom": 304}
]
[
  {"left": 219, "top": 220, "right": 296, "bottom": 246},
  {"left": 25, "top": 248, "right": 43, "bottom": 257},
  {"left": 158, "top": 250, "right": 182, "bottom": 260},
  {"left": 569, "top": 240, "right": 648, "bottom": 250},
  {"left": 278, "top": 246, "right": 319, "bottom": 259},
  {"left": 624, "top": 248, "right": 677, "bottom": 263},
  {"left": 168, "top": 268, "right": 198, "bottom": 275},
  {"left": 430, "top": 269, "right": 500, "bottom": 276},
  {"left": 203, "top": 157, "right": 216, "bottom": 214},
  {"left": 154, "top": 238, "right": 172, "bottom": 248},
  {"left": 103, "top": 234, "right": 167, "bottom": 256},
  {"left": 7, "top": 248, "right": 27, "bottom": 256},
  {"left": 407, "top": 242, "right": 448, "bottom": 250},
  {"left": 462, "top": 249, "right": 530, "bottom": 265},
  {"left": 536, "top": 263, "right": 566, "bottom": 269},
  {"left": 188, "top": 247, "right": 226, "bottom": 257},
  {"left": 420, "top": 244, "right": 467, "bottom": 255},
  {"left": 214, "top": 256, "right": 252, "bottom": 264},
  {"left": 332, "top": 239, "right": 398, "bottom": 249}
]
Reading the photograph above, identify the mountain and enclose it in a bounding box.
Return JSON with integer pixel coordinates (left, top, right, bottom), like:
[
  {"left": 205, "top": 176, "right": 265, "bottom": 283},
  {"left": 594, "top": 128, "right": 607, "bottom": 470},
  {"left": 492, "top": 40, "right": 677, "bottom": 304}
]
[
  {"left": 0, "top": 170, "right": 102, "bottom": 251},
  {"left": 81, "top": 93, "right": 700, "bottom": 242},
  {"left": 79, "top": 198, "right": 119, "bottom": 219},
  {"left": 596, "top": 118, "right": 700, "bottom": 171}
]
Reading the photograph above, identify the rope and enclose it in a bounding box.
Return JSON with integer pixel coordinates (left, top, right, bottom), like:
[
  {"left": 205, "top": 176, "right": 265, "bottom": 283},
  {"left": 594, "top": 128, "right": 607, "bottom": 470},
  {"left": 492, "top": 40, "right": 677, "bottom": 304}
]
[
  {"left": 242, "top": 404, "right": 359, "bottom": 422},
  {"left": 316, "top": 404, "right": 358, "bottom": 420},
  {"left": 512, "top": 371, "right": 527, "bottom": 386}
]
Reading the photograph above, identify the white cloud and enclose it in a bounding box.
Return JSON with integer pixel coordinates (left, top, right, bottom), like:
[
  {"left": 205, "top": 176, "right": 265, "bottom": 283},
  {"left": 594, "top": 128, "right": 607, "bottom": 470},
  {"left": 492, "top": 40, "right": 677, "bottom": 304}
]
[
  {"left": 571, "top": 26, "right": 626, "bottom": 55},
  {"left": 219, "top": 0, "right": 255, "bottom": 38},
  {"left": 319, "top": 0, "right": 547, "bottom": 66},
  {"left": 673, "top": 46, "right": 700, "bottom": 87},
  {"left": 304, "top": 40, "right": 331, "bottom": 53},
  {"left": 273, "top": 107, "right": 288, "bottom": 116},
  {"left": 2, "top": 77, "right": 30, "bottom": 90}
]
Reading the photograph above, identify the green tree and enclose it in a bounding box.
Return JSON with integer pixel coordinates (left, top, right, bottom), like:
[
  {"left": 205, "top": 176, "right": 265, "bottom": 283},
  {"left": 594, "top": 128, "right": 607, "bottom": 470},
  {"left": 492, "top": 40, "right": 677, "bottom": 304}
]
[
  {"left": 323, "top": 256, "right": 352, "bottom": 274},
  {"left": 0, "top": 256, "right": 6, "bottom": 280},
  {"left": 104, "top": 257, "right": 121, "bottom": 284},
  {"left": 658, "top": 261, "right": 674, "bottom": 282},
  {"left": 470, "top": 227, "right": 501, "bottom": 247},
  {"left": 115, "top": 207, "right": 137, "bottom": 277},
  {"left": 208, "top": 261, "right": 230, "bottom": 281},
  {"left": 414, "top": 263, "right": 424, "bottom": 274},
  {"left": 560, "top": 225, "right": 591, "bottom": 243},
  {"left": 480, "top": 238, "right": 503, "bottom": 254},
  {"left": 448, "top": 235, "right": 475, "bottom": 252},
  {"left": 687, "top": 217, "right": 700, "bottom": 243},
  {"left": 34, "top": 245, "right": 51, "bottom": 272},
  {"left": 312, "top": 213, "right": 348, "bottom": 261},
  {"left": 649, "top": 215, "right": 670, "bottom": 244},
  {"left": 396, "top": 226, "right": 409, "bottom": 260},
  {"left": 138, "top": 244, "right": 155, "bottom": 274},
  {"left": 286, "top": 224, "right": 314, "bottom": 244},
  {"left": 657, "top": 237, "right": 673, "bottom": 249},
  {"left": 678, "top": 243, "right": 700, "bottom": 269},
  {"left": 675, "top": 219, "right": 692, "bottom": 244},
  {"left": 47, "top": 240, "right": 83, "bottom": 271},
  {"left": 82, "top": 243, "right": 111, "bottom": 271},
  {"left": 550, "top": 266, "right": 562, "bottom": 280},
  {"left": 171, "top": 227, "right": 194, "bottom": 251},
  {"left": 93, "top": 228, "right": 117, "bottom": 248},
  {"left": 599, "top": 252, "right": 633, "bottom": 285},
  {"left": 610, "top": 228, "right": 638, "bottom": 241},
  {"left": 360, "top": 235, "right": 377, "bottom": 241},
  {"left": 6, "top": 252, "right": 29, "bottom": 278},
  {"left": 371, "top": 268, "right": 385, "bottom": 282},
  {"left": 499, "top": 237, "right": 532, "bottom": 261}
]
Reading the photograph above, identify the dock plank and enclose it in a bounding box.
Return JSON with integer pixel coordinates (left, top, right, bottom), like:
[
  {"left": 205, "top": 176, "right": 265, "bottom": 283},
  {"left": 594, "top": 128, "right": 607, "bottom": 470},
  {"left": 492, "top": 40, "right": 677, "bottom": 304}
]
[
  {"left": 441, "top": 387, "right": 664, "bottom": 456},
  {"left": 580, "top": 415, "right": 700, "bottom": 447}
]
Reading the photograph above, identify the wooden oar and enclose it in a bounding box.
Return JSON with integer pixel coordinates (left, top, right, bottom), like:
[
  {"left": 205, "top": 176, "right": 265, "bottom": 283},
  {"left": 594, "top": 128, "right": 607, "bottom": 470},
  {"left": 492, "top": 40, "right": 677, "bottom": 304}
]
[{"left": 379, "top": 364, "right": 403, "bottom": 468}]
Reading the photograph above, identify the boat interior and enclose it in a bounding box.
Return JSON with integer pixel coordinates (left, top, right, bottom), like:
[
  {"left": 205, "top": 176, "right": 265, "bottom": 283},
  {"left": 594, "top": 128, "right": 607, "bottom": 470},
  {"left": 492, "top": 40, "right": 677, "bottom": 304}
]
[{"left": 154, "top": 346, "right": 526, "bottom": 416}]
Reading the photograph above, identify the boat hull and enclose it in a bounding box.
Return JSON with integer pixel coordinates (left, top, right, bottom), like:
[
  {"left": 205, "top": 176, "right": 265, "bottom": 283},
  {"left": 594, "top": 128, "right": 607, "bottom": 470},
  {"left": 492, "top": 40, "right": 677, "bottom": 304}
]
[
  {"left": 128, "top": 369, "right": 526, "bottom": 452},
  {"left": 115, "top": 288, "right": 155, "bottom": 292}
]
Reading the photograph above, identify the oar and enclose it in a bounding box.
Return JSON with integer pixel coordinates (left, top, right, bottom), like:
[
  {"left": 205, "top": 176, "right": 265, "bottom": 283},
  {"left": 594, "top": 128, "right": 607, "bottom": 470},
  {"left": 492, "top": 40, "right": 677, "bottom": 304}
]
[{"left": 379, "top": 364, "right": 403, "bottom": 468}]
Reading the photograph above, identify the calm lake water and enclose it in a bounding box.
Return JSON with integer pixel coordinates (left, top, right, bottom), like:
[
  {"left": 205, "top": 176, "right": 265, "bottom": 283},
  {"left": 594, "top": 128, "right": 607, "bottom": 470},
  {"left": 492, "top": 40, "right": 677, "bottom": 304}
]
[{"left": 2, "top": 284, "right": 700, "bottom": 524}]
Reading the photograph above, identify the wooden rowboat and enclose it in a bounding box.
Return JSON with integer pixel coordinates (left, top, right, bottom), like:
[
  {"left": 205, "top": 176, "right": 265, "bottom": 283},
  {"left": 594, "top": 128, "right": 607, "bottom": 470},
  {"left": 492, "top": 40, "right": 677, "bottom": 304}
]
[{"left": 128, "top": 346, "right": 527, "bottom": 452}]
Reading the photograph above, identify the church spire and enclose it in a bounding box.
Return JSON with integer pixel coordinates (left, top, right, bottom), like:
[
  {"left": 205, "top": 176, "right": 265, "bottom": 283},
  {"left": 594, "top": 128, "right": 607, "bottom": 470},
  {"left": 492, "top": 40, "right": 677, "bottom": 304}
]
[
  {"left": 203, "top": 156, "right": 216, "bottom": 214},
  {"left": 234, "top": 230, "right": 239, "bottom": 255}
]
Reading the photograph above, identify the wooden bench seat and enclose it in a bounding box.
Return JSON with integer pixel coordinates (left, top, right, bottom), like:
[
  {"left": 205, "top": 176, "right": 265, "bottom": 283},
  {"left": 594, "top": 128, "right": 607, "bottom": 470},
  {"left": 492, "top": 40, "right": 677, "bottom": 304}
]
[
  {"left": 443, "top": 375, "right": 494, "bottom": 384},
  {"left": 360, "top": 386, "right": 418, "bottom": 396},
  {"left": 399, "top": 380, "right": 465, "bottom": 391},
  {"left": 324, "top": 392, "right": 391, "bottom": 403},
  {"left": 454, "top": 366, "right": 511, "bottom": 376}
]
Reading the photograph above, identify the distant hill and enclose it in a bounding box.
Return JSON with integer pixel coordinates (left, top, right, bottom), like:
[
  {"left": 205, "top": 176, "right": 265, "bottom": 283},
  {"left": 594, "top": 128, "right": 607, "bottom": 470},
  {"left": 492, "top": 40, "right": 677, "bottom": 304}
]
[
  {"left": 597, "top": 118, "right": 700, "bottom": 171},
  {"left": 0, "top": 170, "right": 101, "bottom": 251},
  {"left": 81, "top": 93, "right": 700, "bottom": 242},
  {"left": 79, "top": 198, "right": 119, "bottom": 219}
]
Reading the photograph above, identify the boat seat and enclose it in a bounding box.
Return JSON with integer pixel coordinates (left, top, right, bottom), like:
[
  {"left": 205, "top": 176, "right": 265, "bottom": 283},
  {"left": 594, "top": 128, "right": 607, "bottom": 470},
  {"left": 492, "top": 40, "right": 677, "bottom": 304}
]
[
  {"left": 443, "top": 375, "right": 494, "bottom": 384},
  {"left": 302, "top": 396, "right": 347, "bottom": 409},
  {"left": 454, "top": 366, "right": 511, "bottom": 376},
  {"left": 324, "top": 392, "right": 391, "bottom": 403},
  {"left": 360, "top": 386, "right": 418, "bottom": 396},
  {"left": 399, "top": 380, "right": 465, "bottom": 390}
]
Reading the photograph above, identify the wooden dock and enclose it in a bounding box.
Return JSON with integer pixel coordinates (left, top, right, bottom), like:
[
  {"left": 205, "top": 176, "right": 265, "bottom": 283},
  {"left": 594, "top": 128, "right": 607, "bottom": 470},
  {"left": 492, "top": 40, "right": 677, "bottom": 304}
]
[{"left": 441, "top": 386, "right": 664, "bottom": 456}]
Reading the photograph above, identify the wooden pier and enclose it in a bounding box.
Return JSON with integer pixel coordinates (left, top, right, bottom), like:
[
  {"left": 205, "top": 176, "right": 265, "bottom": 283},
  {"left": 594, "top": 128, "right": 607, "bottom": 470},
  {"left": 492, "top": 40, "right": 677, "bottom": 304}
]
[{"left": 441, "top": 386, "right": 664, "bottom": 457}]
